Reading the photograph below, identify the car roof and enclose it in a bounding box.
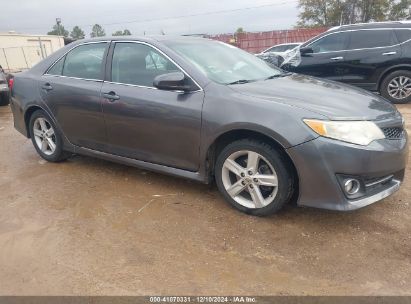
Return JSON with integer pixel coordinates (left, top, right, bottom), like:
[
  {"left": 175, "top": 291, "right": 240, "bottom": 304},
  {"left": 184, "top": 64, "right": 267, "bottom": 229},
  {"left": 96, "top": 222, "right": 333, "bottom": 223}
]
[
  {"left": 26, "top": 35, "right": 219, "bottom": 77},
  {"left": 327, "top": 21, "right": 411, "bottom": 33},
  {"left": 71, "top": 35, "right": 213, "bottom": 45},
  {"left": 301, "top": 21, "right": 411, "bottom": 47}
]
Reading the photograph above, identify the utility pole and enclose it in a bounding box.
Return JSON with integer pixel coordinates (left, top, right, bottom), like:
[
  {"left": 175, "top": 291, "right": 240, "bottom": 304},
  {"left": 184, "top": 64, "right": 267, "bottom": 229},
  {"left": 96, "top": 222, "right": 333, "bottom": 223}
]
[
  {"left": 56, "top": 18, "right": 62, "bottom": 47},
  {"left": 38, "top": 37, "right": 45, "bottom": 59}
]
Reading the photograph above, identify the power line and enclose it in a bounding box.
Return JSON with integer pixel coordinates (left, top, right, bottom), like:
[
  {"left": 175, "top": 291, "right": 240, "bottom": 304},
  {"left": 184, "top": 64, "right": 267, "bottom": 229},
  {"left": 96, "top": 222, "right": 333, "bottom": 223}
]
[
  {"left": 92, "top": 1, "right": 298, "bottom": 27},
  {"left": 6, "top": 0, "right": 298, "bottom": 32}
]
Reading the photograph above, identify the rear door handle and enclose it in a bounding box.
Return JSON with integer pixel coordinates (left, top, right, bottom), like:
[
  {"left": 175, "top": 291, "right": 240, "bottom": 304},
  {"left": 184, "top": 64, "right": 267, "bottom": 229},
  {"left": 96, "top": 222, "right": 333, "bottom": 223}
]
[
  {"left": 103, "top": 91, "right": 120, "bottom": 101},
  {"left": 42, "top": 83, "right": 53, "bottom": 91},
  {"left": 330, "top": 56, "right": 343, "bottom": 61},
  {"left": 382, "top": 51, "right": 397, "bottom": 56}
]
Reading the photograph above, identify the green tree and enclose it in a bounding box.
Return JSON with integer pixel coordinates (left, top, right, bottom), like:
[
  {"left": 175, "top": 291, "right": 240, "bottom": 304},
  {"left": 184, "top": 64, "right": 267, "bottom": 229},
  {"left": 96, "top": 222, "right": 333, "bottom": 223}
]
[
  {"left": 70, "top": 26, "right": 85, "bottom": 39},
  {"left": 297, "top": 0, "right": 410, "bottom": 27},
  {"left": 388, "top": 0, "right": 411, "bottom": 20},
  {"left": 235, "top": 27, "right": 245, "bottom": 34},
  {"left": 90, "top": 24, "right": 106, "bottom": 38},
  {"left": 112, "top": 30, "right": 124, "bottom": 36},
  {"left": 112, "top": 29, "right": 132, "bottom": 36},
  {"left": 47, "top": 23, "right": 69, "bottom": 37}
]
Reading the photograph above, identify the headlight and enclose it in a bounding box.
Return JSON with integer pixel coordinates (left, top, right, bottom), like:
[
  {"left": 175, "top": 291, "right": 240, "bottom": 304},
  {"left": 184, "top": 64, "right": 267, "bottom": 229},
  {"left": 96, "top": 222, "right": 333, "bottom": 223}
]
[{"left": 303, "top": 119, "right": 385, "bottom": 146}]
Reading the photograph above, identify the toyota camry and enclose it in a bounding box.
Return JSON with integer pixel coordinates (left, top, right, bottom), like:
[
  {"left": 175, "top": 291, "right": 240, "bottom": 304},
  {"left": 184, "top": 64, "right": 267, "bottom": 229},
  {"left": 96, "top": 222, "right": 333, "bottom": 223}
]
[{"left": 10, "top": 36, "right": 408, "bottom": 215}]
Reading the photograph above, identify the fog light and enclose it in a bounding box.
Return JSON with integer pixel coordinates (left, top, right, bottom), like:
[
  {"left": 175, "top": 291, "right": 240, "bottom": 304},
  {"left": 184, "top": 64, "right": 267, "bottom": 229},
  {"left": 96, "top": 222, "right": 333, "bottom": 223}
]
[{"left": 344, "top": 179, "right": 361, "bottom": 195}]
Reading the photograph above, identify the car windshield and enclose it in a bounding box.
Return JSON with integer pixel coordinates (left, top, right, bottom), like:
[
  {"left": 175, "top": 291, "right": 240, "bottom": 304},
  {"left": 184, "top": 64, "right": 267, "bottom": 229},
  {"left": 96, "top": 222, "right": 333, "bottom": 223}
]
[{"left": 164, "top": 39, "right": 283, "bottom": 85}]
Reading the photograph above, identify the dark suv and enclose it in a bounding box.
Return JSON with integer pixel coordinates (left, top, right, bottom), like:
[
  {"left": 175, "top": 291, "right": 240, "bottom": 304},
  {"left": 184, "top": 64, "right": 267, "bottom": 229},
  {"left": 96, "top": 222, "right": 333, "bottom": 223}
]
[{"left": 283, "top": 21, "right": 411, "bottom": 104}]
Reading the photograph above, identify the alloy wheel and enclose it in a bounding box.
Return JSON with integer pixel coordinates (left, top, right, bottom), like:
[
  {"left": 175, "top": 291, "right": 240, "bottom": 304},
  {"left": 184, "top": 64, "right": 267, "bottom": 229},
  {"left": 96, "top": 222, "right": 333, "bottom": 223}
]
[
  {"left": 33, "top": 117, "right": 57, "bottom": 156},
  {"left": 388, "top": 76, "right": 411, "bottom": 100},
  {"left": 221, "top": 150, "right": 278, "bottom": 209}
]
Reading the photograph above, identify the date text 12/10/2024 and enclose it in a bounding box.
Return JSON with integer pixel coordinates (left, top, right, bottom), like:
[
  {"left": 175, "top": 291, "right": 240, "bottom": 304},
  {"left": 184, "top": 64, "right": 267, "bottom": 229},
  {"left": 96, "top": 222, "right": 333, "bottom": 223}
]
[{"left": 149, "top": 296, "right": 257, "bottom": 303}]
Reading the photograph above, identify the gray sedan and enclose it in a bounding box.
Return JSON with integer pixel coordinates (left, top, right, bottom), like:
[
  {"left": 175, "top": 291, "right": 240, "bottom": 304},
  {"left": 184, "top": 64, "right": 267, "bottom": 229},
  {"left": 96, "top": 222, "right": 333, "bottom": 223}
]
[{"left": 10, "top": 36, "right": 408, "bottom": 216}]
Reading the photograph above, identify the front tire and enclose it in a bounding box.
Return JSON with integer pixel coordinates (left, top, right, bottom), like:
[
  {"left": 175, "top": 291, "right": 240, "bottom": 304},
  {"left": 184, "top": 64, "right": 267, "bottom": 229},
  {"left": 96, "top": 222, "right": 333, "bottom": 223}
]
[
  {"left": 380, "top": 70, "right": 411, "bottom": 104},
  {"left": 29, "top": 110, "right": 70, "bottom": 162},
  {"left": 215, "top": 139, "right": 295, "bottom": 216}
]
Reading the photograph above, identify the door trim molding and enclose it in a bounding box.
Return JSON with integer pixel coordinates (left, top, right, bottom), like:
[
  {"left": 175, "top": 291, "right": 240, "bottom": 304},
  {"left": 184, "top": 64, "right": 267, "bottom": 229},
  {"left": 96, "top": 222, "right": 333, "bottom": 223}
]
[{"left": 75, "top": 146, "right": 206, "bottom": 183}]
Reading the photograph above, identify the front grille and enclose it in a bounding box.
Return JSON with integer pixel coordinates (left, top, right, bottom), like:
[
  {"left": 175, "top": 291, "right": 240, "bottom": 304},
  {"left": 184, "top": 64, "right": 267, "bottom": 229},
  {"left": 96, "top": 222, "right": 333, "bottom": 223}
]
[{"left": 382, "top": 127, "right": 404, "bottom": 139}]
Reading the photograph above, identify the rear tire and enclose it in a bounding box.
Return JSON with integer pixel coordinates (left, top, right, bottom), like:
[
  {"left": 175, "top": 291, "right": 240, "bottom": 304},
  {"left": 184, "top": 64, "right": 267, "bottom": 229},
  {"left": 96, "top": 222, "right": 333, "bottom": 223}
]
[
  {"left": 215, "top": 139, "right": 295, "bottom": 216},
  {"left": 28, "top": 110, "right": 71, "bottom": 162},
  {"left": 380, "top": 70, "right": 411, "bottom": 104}
]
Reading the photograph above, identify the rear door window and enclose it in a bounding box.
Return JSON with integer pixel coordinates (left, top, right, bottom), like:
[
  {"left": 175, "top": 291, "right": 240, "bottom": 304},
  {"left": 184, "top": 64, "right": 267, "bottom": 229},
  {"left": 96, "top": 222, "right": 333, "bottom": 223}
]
[
  {"left": 47, "top": 43, "right": 107, "bottom": 79},
  {"left": 309, "top": 32, "right": 349, "bottom": 53},
  {"left": 59, "top": 43, "right": 107, "bottom": 80},
  {"left": 395, "top": 29, "right": 411, "bottom": 43},
  {"left": 47, "top": 56, "right": 65, "bottom": 75},
  {"left": 347, "top": 30, "right": 397, "bottom": 50}
]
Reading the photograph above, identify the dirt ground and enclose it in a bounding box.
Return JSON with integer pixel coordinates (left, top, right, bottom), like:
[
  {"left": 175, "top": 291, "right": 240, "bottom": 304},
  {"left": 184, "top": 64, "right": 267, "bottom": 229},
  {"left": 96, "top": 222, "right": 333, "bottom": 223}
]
[{"left": 0, "top": 104, "right": 410, "bottom": 296}]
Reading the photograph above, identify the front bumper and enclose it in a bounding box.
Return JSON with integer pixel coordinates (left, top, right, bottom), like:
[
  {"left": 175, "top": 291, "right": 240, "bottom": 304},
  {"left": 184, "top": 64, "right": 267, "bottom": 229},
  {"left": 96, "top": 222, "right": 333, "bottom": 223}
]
[
  {"left": 287, "top": 134, "right": 408, "bottom": 211},
  {"left": 344, "top": 179, "right": 401, "bottom": 210}
]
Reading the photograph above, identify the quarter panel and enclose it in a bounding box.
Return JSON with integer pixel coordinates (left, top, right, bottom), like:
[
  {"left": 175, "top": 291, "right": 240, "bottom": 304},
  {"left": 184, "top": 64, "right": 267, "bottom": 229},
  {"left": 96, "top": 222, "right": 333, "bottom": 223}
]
[{"left": 9, "top": 74, "right": 37, "bottom": 137}]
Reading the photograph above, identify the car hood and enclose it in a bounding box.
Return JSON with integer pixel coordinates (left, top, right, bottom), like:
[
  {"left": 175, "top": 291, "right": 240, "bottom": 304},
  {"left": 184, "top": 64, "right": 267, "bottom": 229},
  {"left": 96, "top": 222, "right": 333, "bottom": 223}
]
[{"left": 230, "top": 74, "right": 400, "bottom": 121}]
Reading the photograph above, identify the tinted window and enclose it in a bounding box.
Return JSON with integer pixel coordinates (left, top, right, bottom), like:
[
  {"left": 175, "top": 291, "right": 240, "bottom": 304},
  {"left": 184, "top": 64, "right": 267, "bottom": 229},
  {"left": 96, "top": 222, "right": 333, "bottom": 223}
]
[
  {"left": 347, "top": 30, "right": 396, "bottom": 49},
  {"left": 309, "top": 32, "right": 348, "bottom": 53},
  {"left": 395, "top": 29, "right": 411, "bottom": 43},
  {"left": 47, "top": 56, "right": 65, "bottom": 75},
  {"left": 62, "top": 43, "right": 107, "bottom": 80},
  {"left": 111, "top": 42, "right": 180, "bottom": 86}
]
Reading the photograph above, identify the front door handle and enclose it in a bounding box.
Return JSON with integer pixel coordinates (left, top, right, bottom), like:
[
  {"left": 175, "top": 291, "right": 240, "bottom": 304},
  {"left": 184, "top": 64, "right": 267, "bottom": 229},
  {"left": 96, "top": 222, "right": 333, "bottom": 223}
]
[
  {"left": 42, "top": 83, "right": 53, "bottom": 91},
  {"left": 330, "top": 56, "right": 343, "bottom": 61},
  {"left": 103, "top": 91, "right": 120, "bottom": 102},
  {"left": 382, "top": 51, "right": 397, "bottom": 56}
]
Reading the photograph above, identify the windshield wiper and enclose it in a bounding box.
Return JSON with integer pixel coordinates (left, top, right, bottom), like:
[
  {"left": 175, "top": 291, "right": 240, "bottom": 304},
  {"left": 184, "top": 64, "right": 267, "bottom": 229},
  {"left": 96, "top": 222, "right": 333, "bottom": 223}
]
[
  {"left": 265, "top": 72, "right": 292, "bottom": 80},
  {"left": 227, "top": 79, "right": 253, "bottom": 85}
]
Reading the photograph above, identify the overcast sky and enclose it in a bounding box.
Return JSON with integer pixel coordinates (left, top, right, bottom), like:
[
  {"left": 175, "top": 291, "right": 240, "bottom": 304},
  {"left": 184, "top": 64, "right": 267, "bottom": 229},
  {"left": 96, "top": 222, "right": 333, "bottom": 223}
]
[{"left": 0, "top": 0, "right": 300, "bottom": 36}]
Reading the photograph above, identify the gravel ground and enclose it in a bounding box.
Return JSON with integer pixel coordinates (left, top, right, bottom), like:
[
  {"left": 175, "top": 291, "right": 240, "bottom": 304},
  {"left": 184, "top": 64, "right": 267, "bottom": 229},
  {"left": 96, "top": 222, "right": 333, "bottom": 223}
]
[{"left": 0, "top": 104, "right": 410, "bottom": 296}]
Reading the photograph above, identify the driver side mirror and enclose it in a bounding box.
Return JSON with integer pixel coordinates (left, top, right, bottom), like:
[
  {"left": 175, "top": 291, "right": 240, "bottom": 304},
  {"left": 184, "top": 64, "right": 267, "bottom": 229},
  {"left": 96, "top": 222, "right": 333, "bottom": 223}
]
[
  {"left": 153, "top": 72, "right": 193, "bottom": 92},
  {"left": 300, "top": 47, "right": 314, "bottom": 56}
]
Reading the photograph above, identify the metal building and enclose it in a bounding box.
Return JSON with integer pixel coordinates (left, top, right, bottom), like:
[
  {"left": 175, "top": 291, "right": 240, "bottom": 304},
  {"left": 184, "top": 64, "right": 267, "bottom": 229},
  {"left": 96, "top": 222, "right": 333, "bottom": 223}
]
[{"left": 0, "top": 32, "right": 64, "bottom": 72}]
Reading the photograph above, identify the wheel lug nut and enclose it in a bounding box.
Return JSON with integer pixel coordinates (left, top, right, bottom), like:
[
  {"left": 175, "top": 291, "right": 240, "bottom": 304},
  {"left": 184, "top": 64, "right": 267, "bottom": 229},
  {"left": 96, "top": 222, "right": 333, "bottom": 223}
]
[
  {"left": 249, "top": 184, "right": 254, "bottom": 189},
  {"left": 253, "top": 178, "right": 258, "bottom": 183},
  {"left": 241, "top": 181, "right": 246, "bottom": 185},
  {"left": 248, "top": 170, "right": 253, "bottom": 175},
  {"left": 240, "top": 173, "right": 245, "bottom": 177}
]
